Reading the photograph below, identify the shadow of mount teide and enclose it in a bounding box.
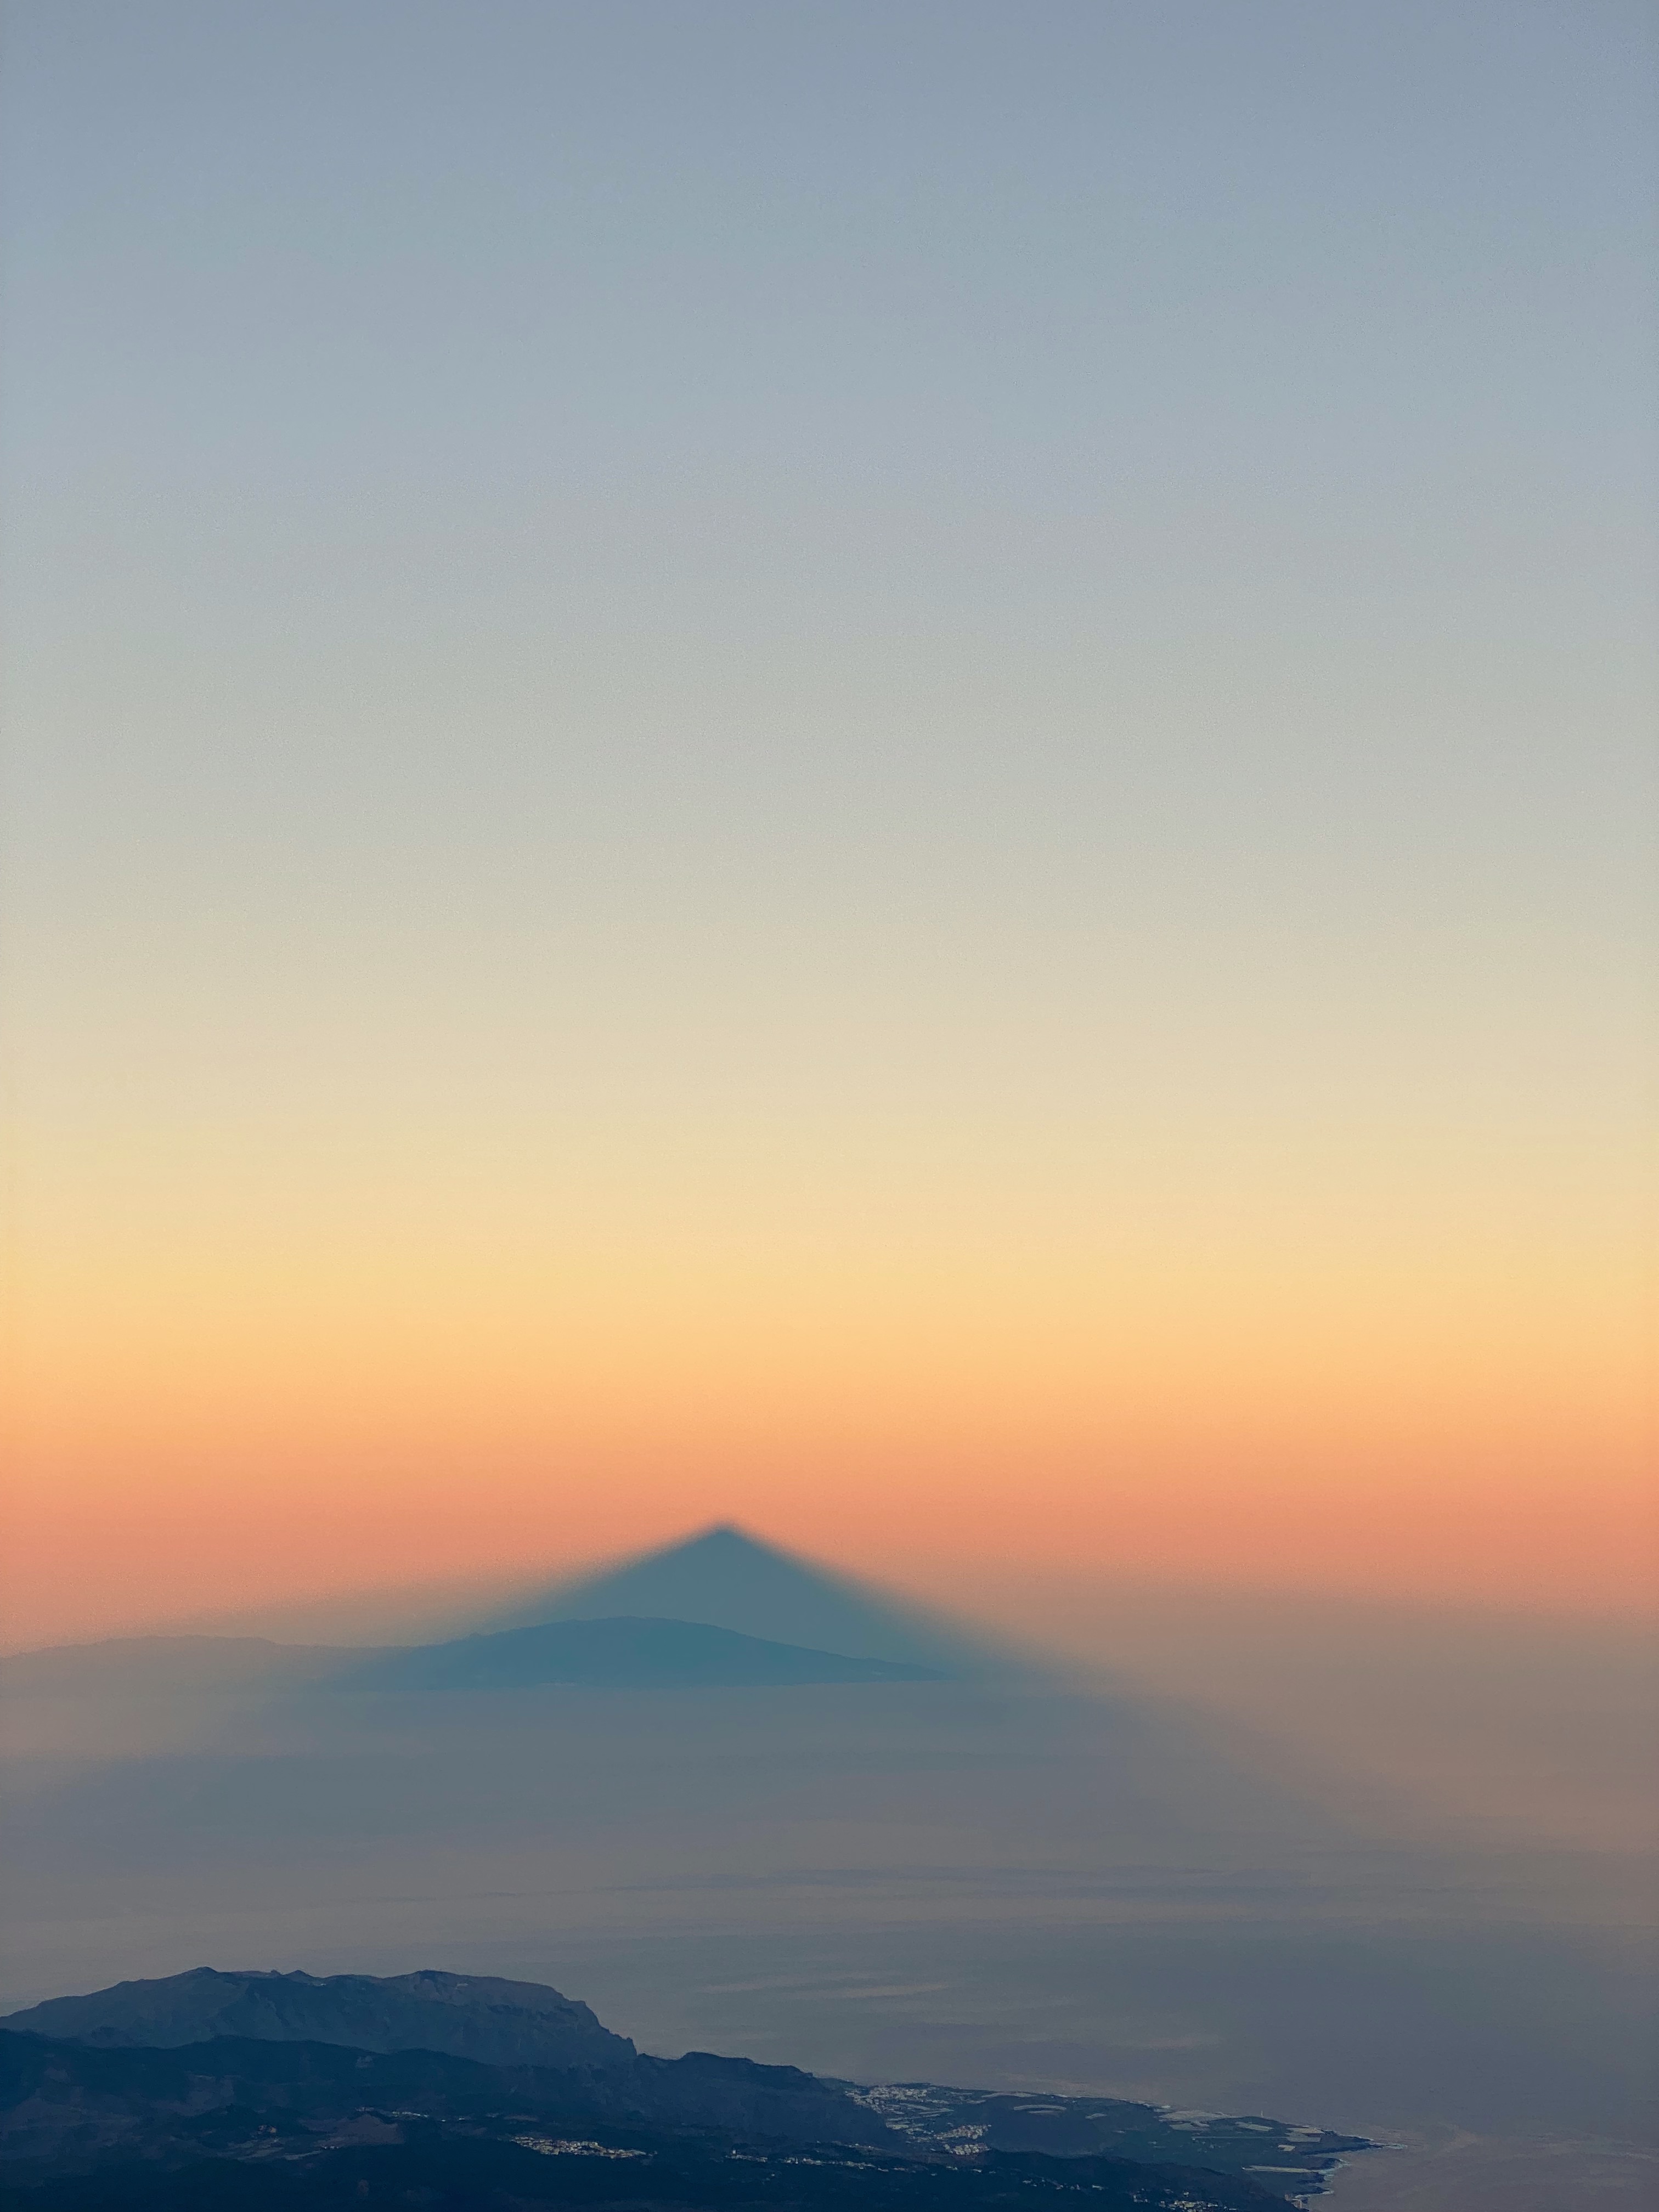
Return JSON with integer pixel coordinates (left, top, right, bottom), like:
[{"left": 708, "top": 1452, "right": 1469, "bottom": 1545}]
[{"left": 475, "top": 1523, "right": 1035, "bottom": 1679}]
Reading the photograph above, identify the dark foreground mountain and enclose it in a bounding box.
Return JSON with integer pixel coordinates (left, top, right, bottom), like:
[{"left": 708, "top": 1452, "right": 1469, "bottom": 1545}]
[
  {"left": 0, "top": 1970, "right": 1368, "bottom": 2209},
  {"left": 3, "top": 1616, "right": 941, "bottom": 1697}
]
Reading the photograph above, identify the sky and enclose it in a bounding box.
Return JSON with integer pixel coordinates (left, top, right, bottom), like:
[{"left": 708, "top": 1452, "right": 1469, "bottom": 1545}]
[{"left": 2, "top": 0, "right": 1655, "bottom": 1648}]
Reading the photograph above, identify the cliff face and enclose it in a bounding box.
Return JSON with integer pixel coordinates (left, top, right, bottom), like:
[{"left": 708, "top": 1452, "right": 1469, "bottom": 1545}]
[
  {"left": 0, "top": 1972, "right": 895, "bottom": 2158},
  {"left": 0, "top": 1968, "right": 634, "bottom": 2075}
]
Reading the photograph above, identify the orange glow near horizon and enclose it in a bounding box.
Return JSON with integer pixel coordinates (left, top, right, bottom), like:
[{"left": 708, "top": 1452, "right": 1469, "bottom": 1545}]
[{"left": 5, "top": 1160, "right": 1653, "bottom": 1646}]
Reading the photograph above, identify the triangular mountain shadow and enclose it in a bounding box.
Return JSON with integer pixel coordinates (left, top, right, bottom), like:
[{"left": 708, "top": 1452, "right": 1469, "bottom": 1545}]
[{"left": 475, "top": 1525, "right": 1034, "bottom": 1679}]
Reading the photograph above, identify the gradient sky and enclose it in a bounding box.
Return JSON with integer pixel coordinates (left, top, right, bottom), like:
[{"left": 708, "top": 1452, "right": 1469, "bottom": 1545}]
[{"left": 2, "top": 0, "right": 1655, "bottom": 1647}]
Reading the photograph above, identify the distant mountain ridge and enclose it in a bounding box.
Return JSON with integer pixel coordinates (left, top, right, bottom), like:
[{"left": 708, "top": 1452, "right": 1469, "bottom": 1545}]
[
  {"left": 337, "top": 1616, "right": 939, "bottom": 1691},
  {"left": 3, "top": 1613, "right": 945, "bottom": 1696}
]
